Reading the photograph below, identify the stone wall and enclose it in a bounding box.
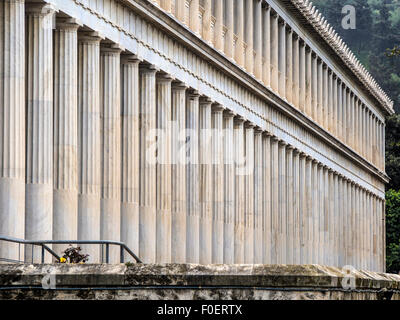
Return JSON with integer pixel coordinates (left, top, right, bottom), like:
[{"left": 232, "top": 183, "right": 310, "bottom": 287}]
[{"left": 1, "top": 264, "right": 399, "bottom": 300}]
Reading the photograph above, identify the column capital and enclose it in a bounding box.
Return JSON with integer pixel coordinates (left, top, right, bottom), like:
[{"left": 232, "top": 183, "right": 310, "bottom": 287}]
[
  {"left": 287, "top": 145, "right": 295, "bottom": 151},
  {"left": 101, "top": 42, "right": 124, "bottom": 54},
  {"left": 234, "top": 115, "right": 245, "bottom": 124},
  {"left": 293, "top": 148, "right": 300, "bottom": 155},
  {"left": 56, "top": 17, "right": 82, "bottom": 31},
  {"left": 139, "top": 62, "right": 159, "bottom": 74},
  {"left": 292, "top": 32, "right": 299, "bottom": 40},
  {"left": 78, "top": 31, "right": 105, "bottom": 43},
  {"left": 187, "top": 89, "right": 200, "bottom": 98},
  {"left": 212, "top": 103, "right": 225, "bottom": 113},
  {"left": 171, "top": 81, "right": 188, "bottom": 91},
  {"left": 254, "top": 127, "right": 263, "bottom": 135},
  {"left": 263, "top": 131, "right": 273, "bottom": 137},
  {"left": 26, "top": 3, "right": 58, "bottom": 15},
  {"left": 223, "top": 109, "right": 236, "bottom": 118},
  {"left": 278, "top": 139, "right": 287, "bottom": 146},
  {"left": 244, "top": 121, "right": 255, "bottom": 129},
  {"left": 199, "top": 96, "right": 213, "bottom": 106},
  {"left": 156, "top": 72, "right": 174, "bottom": 82},
  {"left": 121, "top": 54, "right": 142, "bottom": 64},
  {"left": 299, "top": 151, "right": 307, "bottom": 158}
]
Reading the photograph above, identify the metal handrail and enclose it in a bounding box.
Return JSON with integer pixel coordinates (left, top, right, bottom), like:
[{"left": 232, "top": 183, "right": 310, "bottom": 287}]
[{"left": 0, "top": 236, "right": 142, "bottom": 264}]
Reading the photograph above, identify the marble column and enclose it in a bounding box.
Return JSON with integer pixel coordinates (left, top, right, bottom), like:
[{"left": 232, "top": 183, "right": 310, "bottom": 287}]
[
  {"left": 77, "top": 32, "right": 103, "bottom": 262},
  {"left": 0, "top": 0, "right": 25, "bottom": 261},
  {"left": 186, "top": 90, "right": 200, "bottom": 263},
  {"left": 199, "top": 98, "right": 213, "bottom": 264},
  {"left": 304, "top": 157, "right": 313, "bottom": 264},
  {"left": 253, "top": 128, "right": 263, "bottom": 264},
  {"left": 25, "top": 3, "right": 56, "bottom": 262},
  {"left": 53, "top": 18, "right": 80, "bottom": 256},
  {"left": 285, "top": 27, "right": 293, "bottom": 104},
  {"left": 316, "top": 58, "right": 325, "bottom": 127},
  {"left": 262, "top": 4, "right": 271, "bottom": 86},
  {"left": 156, "top": 73, "right": 173, "bottom": 263},
  {"left": 171, "top": 81, "right": 187, "bottom": 263},
  {"left": 254, "top": 0, "right": 262, "bottom": 79},
  {"left": 293, "top": 149, "right": 301, "bottom": 264},
  {"left": 299, "top": 153, "right": 307, "bottom": 264},
  {"left": 189, "top": 0, "right": 199, "bottom": 35},
  {"left": 305, "top": 47, "right": 312, "bottom": 117},
  {"left": 244, "top": 0, "right": 254, "bottom": 75},
  {"left": 121, "top": 55, "right": 141, "bottom": 262},
  {"left": 270, "top": 137, "right": 279, "bottom": 264},
  {"left": 262, "top": 134, "right": 272, "bottom": 264},
  {"left": 270, "top": 11, "right": 279, "bottom": 92},
  {"left": 202, "top": 0, "right": 212, "bottom": 44},
  {"left": 292, "top": 33, "right": 300, "bottom": 108},
  {"left": 337, "top": 81, "right": 343, "bottom": 141},
  {"left": 160, "top": 0, "right": 172, "bottom": 12},
  {"left": 323, "top": 66, "right": 329, "bottom": 129},
  {"left": 225, "top": 0, "right": 234, "bottom": 59},
  {"left": 214, "top": 0, "right": 223, "bottom": 52},
  {"left": 223, "top": 110, "right": 235, "bottom": 264},
  {"left": 311, "top": 160, "right": 319, "bottom": 263},
  {"left": 175, "top": 0, "right": 186, "bottom": 23},
  {"left": 139, "top": 64, "right": 158, "bottom": 263},
  {"left": 332, "top": 75, "right": 338, "bottom": 137},
  {"left": 211, "top": 104, "right": 224, "bottom": 264},
  {"left": 244, "top": 122, "right": 255, "bottom": 264},
  {"left": 278, "top": 141, "right": 287, "bottom": 264},
  {"left": 286, "top": 146, "right": 294, "bottom": 264},
  {"left": 278, "top": 20, "right": 286, "bottom": 99},
  {"left": 234, "top": 0, "right": 244, "bottom": 67},
  {"left": 311, "top": 53, "right": 318, "bottom": 120},
  {"left": 234, "top": 116, "right": 245, "bottom": 264},
  {"left": 299, "top": 40, "right": 306, "bottom": 112},
  {"left": 100, "top": 45, "right": 122, "bottom": 263}
]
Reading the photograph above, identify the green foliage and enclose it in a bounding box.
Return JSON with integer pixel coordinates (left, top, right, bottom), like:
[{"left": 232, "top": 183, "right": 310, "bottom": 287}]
[
  {"left": 385, "top": 190, "right": 400, "bottom": 273},
  {"left": 313, "top": 0, "right": 400, "bottom": 112},
  {"left": 386, "top": 114, "right": 400, "bottom": 190}
]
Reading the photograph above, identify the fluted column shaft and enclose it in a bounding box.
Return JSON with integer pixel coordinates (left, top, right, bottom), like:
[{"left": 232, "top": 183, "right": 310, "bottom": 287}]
[
  {"left": 77, "top": 33, "right": 102, "bottom": 262},
  {"left": 171, "top": 82, "right": 187, "bottom": 263},
  {"left": 293, "top": 34, "right": 300, "bottom": 108},
  {"left": 156, "top": 74, "right": 173, "bottom": 263},
  {"left": 202, "top": 0, "right": 212, "bottom": 44},
  {"left": 53, "top": 19, "right": 80, "bottom": 255},
  {"left": 225, "top": 0, "right": 234, "bottom": 58},
  {"left": 278, "top": 20, "right": 286, "bottom": 98},
  {"left": 298, "top": 40, "right": 305, "bottom": 112},
  {"left": 0, "top": 0, "right": 25, "bottom": 261},
  {"left": 254, "top": 0, "right": 262, "bottom": 79},
  {"left": 286, "top": 147, "right": 294, "bottom": 264},
  {"left": 234, "top": 0, "right": 244, "bottom": 67},
  {"left": 25, "top": 4, "right": 56, "bottom": 262},
  {"left": 234, "top": 117, "right": 245, "bottom": 263},
  {"left": 270, "top": 137, "right": 279, "bottom": 264},
  {"left": 175, "top": 0, "right": 185, "bottom": 23},
  {"left": 214, "top": 0, "right": 223, "bottom": 52},
  {"left": 139, "top": 65, "right": 157, "bottom": 263},
  {"left": 211, "top": 105, "right": 224, "bottom": 264},
  {"left": 278, "top": 141, "right": 287, "bottom": 264},
  {"left": 305, "top": 47, "right": 312, "bottom": 116},
  {"left": 160, "top": 0, "right": 171, "bottom": 12},
  {"left": 121, "top": 56, "right": 140, "bottom": 262},
  {"left": 223, "top": 111, "right": 235, "bottom": 264},
  {"left": 262, "top": 134, "right": 272, "bottom": 264},
  {"left": 199, "top": 98, "right": 212, "bottom": 264},
  {"left": 254, "top": 129, "right": 263, "bottom": 263},
  {"left": 189, "top": 0, "right": 199, "bottom": 34},
  {"left": 285, "top": 28, "right": 293, "bottom": 104},
  {"left": 262, "top": 5, "right": 271, "bottom": 86},
  {"left": 244, "top": 123, "right": 254, "bottom": 264},
  {"left": 100, "top": 46, "right": 122, "bottom": 263},
  {"left": 186, "top": 90, "right": 200, "bottom": 263}
]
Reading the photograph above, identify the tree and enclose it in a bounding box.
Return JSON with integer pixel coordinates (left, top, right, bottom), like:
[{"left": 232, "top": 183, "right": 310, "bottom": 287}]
[{"left": 386, "top": 189, "right": 400, "bottom": 273}]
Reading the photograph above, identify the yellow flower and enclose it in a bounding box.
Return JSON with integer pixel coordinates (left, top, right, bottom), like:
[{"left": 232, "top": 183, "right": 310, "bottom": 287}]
[{"left": 60, "top": 257, "right": 67, "bottom": 263}]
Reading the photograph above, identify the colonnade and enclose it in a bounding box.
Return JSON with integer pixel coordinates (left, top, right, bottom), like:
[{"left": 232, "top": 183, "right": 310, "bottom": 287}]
[
  {"left": 151, "top": 0, "right": 386, "bottom": 171},
  {"left": 0, "top": 0, "right": 387, "bottom": 272}
]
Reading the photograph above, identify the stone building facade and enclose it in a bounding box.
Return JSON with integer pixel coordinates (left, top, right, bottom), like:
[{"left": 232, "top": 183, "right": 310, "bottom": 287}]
[{"left": 0, "top": 0, "right": 394, "bottom": 271}]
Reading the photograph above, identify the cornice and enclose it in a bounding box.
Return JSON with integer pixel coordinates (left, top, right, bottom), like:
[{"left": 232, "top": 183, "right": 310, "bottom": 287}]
[{"left": 286, "top": 0, "right": 394, "bottom": 115}]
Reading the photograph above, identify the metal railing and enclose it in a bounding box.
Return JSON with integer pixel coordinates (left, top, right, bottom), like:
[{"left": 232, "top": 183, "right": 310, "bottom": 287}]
[{"left": 0, "top": 236, "right": 142, "bottom": 264}]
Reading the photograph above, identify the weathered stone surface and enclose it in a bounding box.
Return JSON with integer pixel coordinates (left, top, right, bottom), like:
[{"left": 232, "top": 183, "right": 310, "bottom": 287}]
[{"left": 0, "top": 264, "right": 399, "bottom": 300}]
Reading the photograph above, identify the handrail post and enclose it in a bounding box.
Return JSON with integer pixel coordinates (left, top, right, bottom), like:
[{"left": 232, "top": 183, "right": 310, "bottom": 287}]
[
  {"left": 120, "top": 246, "right": 124, "bottom": 263},
  {"left": 105, "top": 244, "right": 109, "bottom": 263},
  {"left": 41, "top": 245, "right": 45, "bottom": 264}
]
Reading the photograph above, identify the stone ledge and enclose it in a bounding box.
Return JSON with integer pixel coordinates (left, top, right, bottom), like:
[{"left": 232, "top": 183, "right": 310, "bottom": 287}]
[{"left": 1, "top": 264, "right": 400, "bottom": 290}]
